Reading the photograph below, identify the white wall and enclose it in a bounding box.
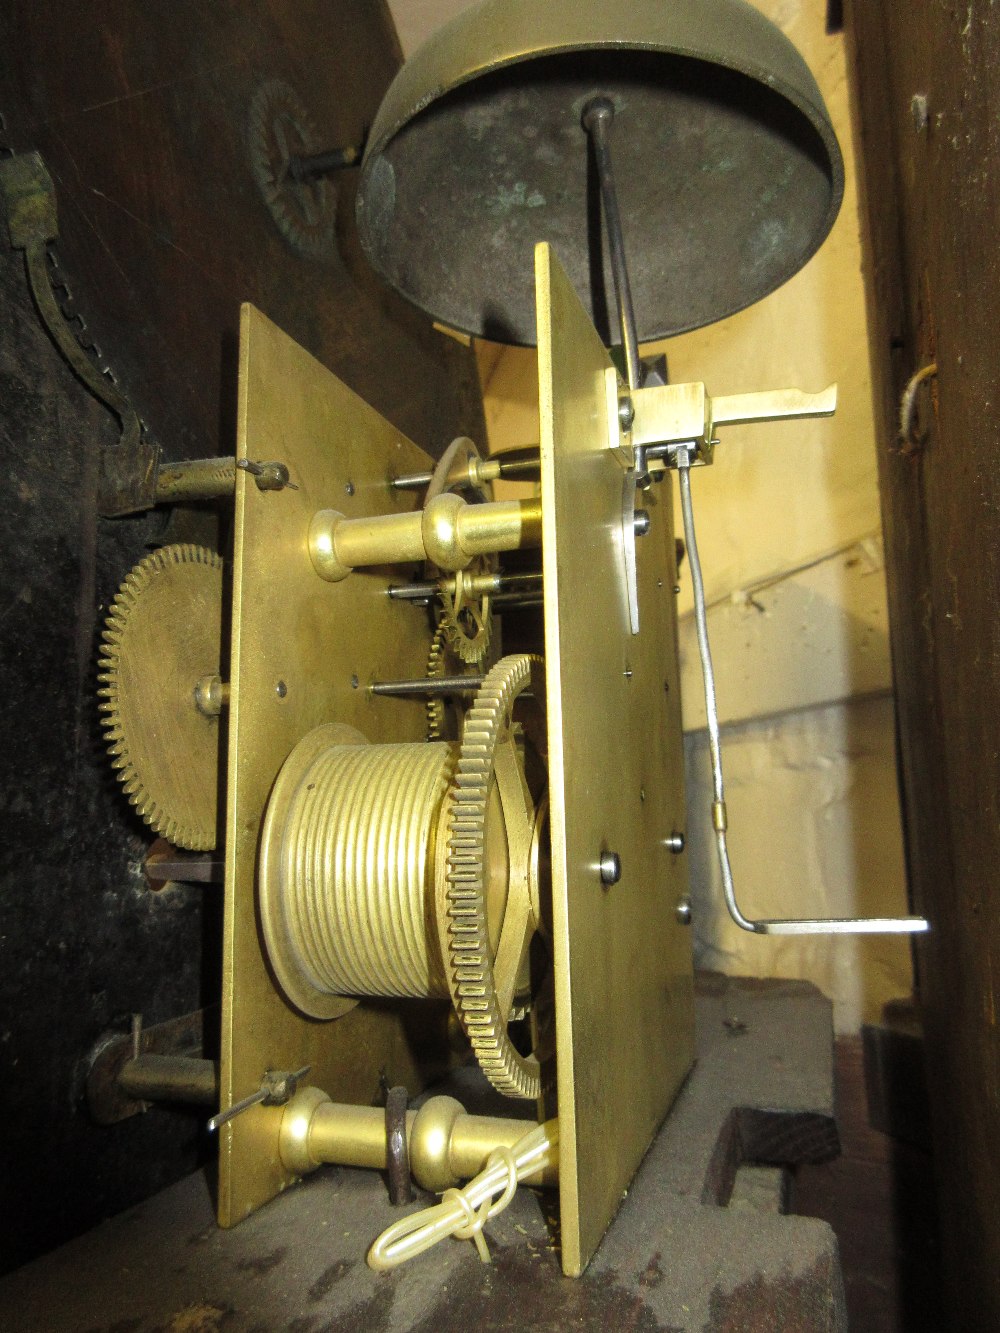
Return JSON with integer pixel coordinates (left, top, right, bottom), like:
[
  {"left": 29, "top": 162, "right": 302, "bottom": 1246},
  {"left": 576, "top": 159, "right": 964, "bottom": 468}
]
[
  {"left": 659, "top": 2, "right": 913, "bottom": 1030},
  {"left": 388, "top": 0, "right": 471, "bottom": 56},
  {"left": 386, "top": 0, "right": 915, "bottom": 1031}
]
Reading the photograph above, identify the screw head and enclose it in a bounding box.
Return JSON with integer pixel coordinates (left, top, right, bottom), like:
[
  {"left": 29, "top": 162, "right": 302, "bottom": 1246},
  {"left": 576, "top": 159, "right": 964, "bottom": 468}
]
[
  {"left": 618, "top": 397, "right": 635, "bottom": 432},
  {"left": 599, "top": 851, "right": 622, "bottom": 887},
  {"left": 676, "top": 897, "right": 692, "bottom": 926},
  {"left": 634, "top": 509, "right": 651, "bottom": 537},
  {"left": 582, "top": 96, "right": 616, "bottom": 131},
  {"left": 665, "top": 833, "right": 685, "bottom": 854}
]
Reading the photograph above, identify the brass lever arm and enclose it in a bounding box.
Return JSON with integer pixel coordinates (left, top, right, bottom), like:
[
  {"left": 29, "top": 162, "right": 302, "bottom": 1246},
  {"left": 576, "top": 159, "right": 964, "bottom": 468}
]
[
  {"left": 626, "top": 381, "right": 838, "bottom": 469},
  {"left": 711, "top": 384, "right": 838, "bottom": 428}
]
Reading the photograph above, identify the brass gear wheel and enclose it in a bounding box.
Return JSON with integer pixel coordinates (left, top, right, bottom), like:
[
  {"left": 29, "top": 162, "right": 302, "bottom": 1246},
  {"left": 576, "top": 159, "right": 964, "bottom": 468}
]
[
  {"left": 247, "top": 79, "right": 336, "bottom": 261},
  {"left": 98, "top": 544, "right": 224, "bottom": 851},
  {"left": 425, "top": 620, "right": 450, "bottom": 742},
  {"left": 438, "top": 653, "right": 546, "bottom": 1099},
  {"left": 425, "top": 436, "right": 495, "bottom": 666},
  {"left": 439, "top": 567, "right": 494, "bottom": 666},
  {"left": 425, "top": 617, "right": 485, "bottom": 741}
]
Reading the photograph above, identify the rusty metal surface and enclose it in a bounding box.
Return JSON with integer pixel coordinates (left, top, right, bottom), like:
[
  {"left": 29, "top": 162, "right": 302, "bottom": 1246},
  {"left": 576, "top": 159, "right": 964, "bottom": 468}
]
[
  {"left": 86, "top": 1009, "right": 212, "bottom": 1126},
  {"left": 0, "top": 977, "right": 844, "bottom": 1331},
  {"left": 386, "top": 1086, "right": 415, "bottom": 1207},
  {"left": 357, "top": 0, "right": 843, "bottom": 345}
]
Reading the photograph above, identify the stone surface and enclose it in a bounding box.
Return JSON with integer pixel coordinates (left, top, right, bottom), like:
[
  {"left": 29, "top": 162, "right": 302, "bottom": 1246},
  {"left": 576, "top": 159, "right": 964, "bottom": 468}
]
[{"left": 0, "top": 977, "right": 846, "bottom": 1332}]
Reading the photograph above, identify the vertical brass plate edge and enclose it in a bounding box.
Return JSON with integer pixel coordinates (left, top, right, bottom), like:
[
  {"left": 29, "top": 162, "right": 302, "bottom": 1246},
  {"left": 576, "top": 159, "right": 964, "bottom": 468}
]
[
  {"left": 218, "top": 304, "right": 446, "bottom": 1227},
  {"left": 537, "top": 244, "right": 695, "bottom": 1276}
]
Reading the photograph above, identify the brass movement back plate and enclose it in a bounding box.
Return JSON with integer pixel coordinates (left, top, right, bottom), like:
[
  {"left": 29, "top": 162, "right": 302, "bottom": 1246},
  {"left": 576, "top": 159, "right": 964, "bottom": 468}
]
[
  {"left": 219, "top": 306, "right": 451, "bottom": 1228},
  {"left": 537, "top": 243, "right": 694, "bottom": 1275}
]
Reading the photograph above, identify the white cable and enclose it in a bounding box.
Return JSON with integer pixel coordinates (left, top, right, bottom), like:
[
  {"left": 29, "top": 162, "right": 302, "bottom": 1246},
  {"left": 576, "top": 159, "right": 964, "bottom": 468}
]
[{"left": 367, "top": 1119, "right": 559, "bottom": 1271}]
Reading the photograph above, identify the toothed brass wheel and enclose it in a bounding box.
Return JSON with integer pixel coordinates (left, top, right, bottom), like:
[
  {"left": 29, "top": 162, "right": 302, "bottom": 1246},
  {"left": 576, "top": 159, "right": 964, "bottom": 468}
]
[
  {"left": 437, "top": 653, "right": 547, "bottom": 1099},
  {"left": 425, "top": 618, "right": 484, "bottom": 742},
  {"left": 426, "top": 620, "right": 450, "bottom": 742},
  {"left": 425, "top": 436, "right": 496, "bottom": 666},
  {"left": 257, "top": 652, "right": 549, "bottom": 1095},
  {"left": 98, "top": 544, "right": 224, "bottom": 851}
]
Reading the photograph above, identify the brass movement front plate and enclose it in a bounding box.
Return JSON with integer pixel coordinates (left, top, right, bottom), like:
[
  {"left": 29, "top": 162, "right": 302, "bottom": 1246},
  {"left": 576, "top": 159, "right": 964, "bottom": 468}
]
[
  {"left": 537, "top": 243, "right": 694, "bottom": 1276},
  {"left": 219, "top": 306, "right": 451, "bottom": 1227}
]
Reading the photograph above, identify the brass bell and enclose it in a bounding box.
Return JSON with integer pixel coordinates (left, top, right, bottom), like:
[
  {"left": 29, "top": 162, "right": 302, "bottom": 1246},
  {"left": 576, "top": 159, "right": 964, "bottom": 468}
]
[{"left": 356, "top": 0, "right": 843, "bottom": 346}]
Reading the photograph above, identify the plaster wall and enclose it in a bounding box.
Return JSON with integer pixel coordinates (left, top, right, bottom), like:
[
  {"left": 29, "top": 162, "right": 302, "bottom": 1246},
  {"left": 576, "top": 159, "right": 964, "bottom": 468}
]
[{"left": 387, "top": 0, "right": 914, "bottom": 1031}]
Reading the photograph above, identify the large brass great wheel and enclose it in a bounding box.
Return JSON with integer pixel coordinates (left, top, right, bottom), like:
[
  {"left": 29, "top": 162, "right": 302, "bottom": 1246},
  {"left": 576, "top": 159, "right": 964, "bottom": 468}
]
[
  {"left": 437, "top": 653, "right": 548, "bottom": 1100},
  {"left": 259, "top": 652, "right": 550, "bottom": 1099}
]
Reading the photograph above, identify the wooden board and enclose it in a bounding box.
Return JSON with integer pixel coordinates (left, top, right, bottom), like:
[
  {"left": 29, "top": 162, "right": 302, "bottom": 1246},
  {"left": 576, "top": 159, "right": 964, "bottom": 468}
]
[
  {"left": 0, "top": 0, "right": 484, "bottom": 460},
  {"left": 844, "top": 5, "right": 1000, "bottom": 1325}
]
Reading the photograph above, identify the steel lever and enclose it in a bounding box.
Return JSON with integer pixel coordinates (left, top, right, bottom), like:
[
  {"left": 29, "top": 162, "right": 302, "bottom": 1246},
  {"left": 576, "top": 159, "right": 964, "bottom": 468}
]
[{"left": 208, "top": 1065, "right": 312, "bottom": 1132}]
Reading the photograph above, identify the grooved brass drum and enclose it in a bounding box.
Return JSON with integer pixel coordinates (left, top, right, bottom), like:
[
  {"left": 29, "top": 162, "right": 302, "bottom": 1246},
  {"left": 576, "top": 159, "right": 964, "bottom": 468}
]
[
  {"left": 357, "top": 0, "right": 843, "bottom": 346},
  {"left": 258, "top": 720, "right": 519, "bottom": 1023},
  {"left": 260, "top": 724, "right": 450, "bottom": 1018}
]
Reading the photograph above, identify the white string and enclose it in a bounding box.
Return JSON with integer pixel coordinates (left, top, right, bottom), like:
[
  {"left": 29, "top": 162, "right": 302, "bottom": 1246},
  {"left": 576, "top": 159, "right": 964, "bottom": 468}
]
[{"left": 367, "top": 1120, "right": 559, "bottom": 1271}]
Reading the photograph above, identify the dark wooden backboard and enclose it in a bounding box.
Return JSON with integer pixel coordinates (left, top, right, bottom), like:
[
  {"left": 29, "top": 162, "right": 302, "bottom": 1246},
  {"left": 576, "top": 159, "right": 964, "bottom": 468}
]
[
  {"left": 845, "top": 4, "right": 1000, "bottom": 1326},
  {"left": 0, "top": 1, "right": 484, "bottom": 1273},
  {"left": 0, "top": 0, "right": 484, "bottom": 462}
]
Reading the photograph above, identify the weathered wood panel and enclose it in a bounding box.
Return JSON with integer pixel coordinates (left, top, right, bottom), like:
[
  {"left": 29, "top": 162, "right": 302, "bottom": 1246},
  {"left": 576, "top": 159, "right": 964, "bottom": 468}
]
[
  {"left": 845, "top": 4, "right": 1000, "bottom": 1326},
  {"left": 0, "top": 1, "right": 483, "bottom": 1273},
  {"left": 0, "top": 0, "right": 484, "bottom": 462}
]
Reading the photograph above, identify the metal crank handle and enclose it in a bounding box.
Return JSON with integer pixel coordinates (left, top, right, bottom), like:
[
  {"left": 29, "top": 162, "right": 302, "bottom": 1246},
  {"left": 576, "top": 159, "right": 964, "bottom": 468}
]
[{"left": 676, "top": 447, "right": 929, "bottom": 938}]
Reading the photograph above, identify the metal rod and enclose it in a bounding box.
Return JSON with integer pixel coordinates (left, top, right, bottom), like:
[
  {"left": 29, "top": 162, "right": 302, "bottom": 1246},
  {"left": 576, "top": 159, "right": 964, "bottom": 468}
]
[
  {"left": 145, "top": 851, "right": 224, "bottom": 886},
  {"left": 155, "top": 457, "right": 236, "bottom": 503},
  {"left": 312, "top": 495, "right": 543, "bottom": 582},
  {"left": 390, "top": 471, "right": 433, "bottom": 492},
  {"left": 493, "top": 447, "right": 542, "bottom": 480},
  {"left": 390, "top": 448, "right": 542, "bottom": 494},
  {"left": 676, "top": 448, "right": 929, "bottom": 937},
  {"left": 387, "top": 581, "right": 439, "bottom": 600},
  {"left": 492, "top": 593, "right": 544, "bottom": 608},
  {"left": 280, "top": 1090, "right": 557, "bottom": 1190},
  {"left": 208, "top": 1087, "right": 268, "bottom": 1132},
  {"left": 286, "top": 144, "right": 363, "bottom": 185},
  {"left": 118, "top": 1054, "right": 219, "bottom": 1105},
  {"left": 582, "top": 99, "right": 642, "bottom": 395},
  {"left": 387, "top": 572, "right": 543, "bottom": 602},
  {"left": 371, "top": 677, "right": 486, "bottom": 697}
]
